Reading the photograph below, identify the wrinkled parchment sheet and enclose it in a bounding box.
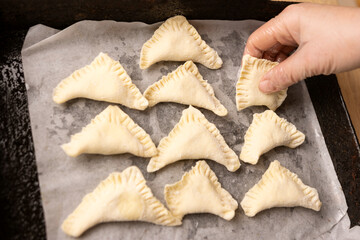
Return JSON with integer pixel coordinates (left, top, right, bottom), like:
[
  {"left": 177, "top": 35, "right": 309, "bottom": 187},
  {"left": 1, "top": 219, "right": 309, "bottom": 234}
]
[{"left": 22, "top": 20, "right": 348, "bottom": 240}]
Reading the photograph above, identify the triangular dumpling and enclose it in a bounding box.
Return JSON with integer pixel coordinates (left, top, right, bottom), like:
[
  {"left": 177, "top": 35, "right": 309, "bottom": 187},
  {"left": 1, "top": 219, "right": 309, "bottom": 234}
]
[
  {"left": 62, "top": 166, "right": 181, "bottom": 237},
  {"left": 53, "top": 52, "right": 148, "bottom": 110},
  {"left": 164, "top": 161, "right": 238, "bottom": 220},
  {"left": 144, "top": 61, "right": 227, "bottom": 116},
  {"left": 147, "top": 106, "right": 240, "bottom": 172},
  {"left": 236, "top": 54, "right": 287, "bottom": 111},
  {"left": 241, "top": 160, "right": 322, "bottom": 217},
  {"left": 240, "top": 110, "right": 305, "bottom": 164},
  {"left": 140, "top": 15, "right": 222, "bottom": 69},
  {"left": 62, "top": 105, "right": 157, "bottom": 157}
]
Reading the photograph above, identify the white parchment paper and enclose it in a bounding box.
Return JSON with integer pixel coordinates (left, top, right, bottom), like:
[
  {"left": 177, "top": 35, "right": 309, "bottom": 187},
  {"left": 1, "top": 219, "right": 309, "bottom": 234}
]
[{"left": 21, "top": 20, "right": 348, "bottom": 240}]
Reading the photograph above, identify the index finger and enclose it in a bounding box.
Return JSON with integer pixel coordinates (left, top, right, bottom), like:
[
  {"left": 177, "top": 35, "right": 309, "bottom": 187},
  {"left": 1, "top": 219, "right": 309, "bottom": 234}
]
[{"left": 244, "top": 8, "right": 299, "bottom": 58}]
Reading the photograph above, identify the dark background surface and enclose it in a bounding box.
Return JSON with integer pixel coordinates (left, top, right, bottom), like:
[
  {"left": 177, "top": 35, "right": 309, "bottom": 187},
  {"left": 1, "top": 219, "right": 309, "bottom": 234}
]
[{"left": 0, "top": 0, "right": 359, "bottom": 239}]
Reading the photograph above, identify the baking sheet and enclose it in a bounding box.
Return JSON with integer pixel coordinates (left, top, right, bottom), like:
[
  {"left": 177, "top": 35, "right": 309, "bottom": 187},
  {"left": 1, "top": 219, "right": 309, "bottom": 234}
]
[{"left": 21, "top": 19, "right": 347, "bottom": 240}]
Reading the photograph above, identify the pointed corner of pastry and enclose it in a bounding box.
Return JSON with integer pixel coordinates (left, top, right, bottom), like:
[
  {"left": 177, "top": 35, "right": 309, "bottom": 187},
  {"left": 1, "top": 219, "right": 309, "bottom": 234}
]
[
  {"left": 214, "top": 104, "right": 228, "bottom": 116},
  {"left": 222, "top": 209, "right": 236, "bottom": 221},
  {"left": 269, "top": 159, "right": 280, "bottom": 168},
  {"left": 139, "top": 54, "right": 150, "bottom": 70},
  {"left": 163, "top": 211, "right": 183, "bottom": 226},
  {"left": 305, "top": 187, "right": 322, "bottom": 212},
  {"left": 139, "top": 42, "right": 150, "bottom": 70},
  {"left": 214, "top": 56, "right": 223, "bottom": 69},
  {"left": 235, "top": 99, "right": 246, "bottom": 111},
  {"left": 97, "top": 51, "right": 109, "bottom": 59},
  {"left": 122, "top": 165, "right": 143, "bottom": 176},
  {"left": 241, "top": 54, "right": 251, "bottom": 63},
  {"left": 201, "top": 50, "right": 223, "bottom": 70},
  {"left": 144, "top": 145, "right": 158, "bottom": 158},
  {"left": 53, "top": 76, "right": 75, "bottom": 104},
  {"left": 61, "top": 216, "right": 83, "bottom": 238},
  {"left": 184, "top": 105, "right": 202, "bottom": 115},
  {"left": 183, "top": 60, "right": 196, "bottom": 70},
  {"left": 136, "top": 97, "right": 149, "bottom": 110},
  {"left": 188, "top": 160, "right": 209, "bottom": 176},
  {"left": 240, "top": 198, "right": 257, "bottom": 217},
  {"left": 287, "top": 129, "right": 306, "bottom": 148},
  {"left": 143, "top": 86, "right": 158, "bottom": 107},
  {"left": 194, "top": 159, "right": 208, "bottom": 169},
  {"left": 171, "top": 15, "right": 187, "bottom": 21},
  {"left": 169, "top": 216, "right": 183, "bottom": 226},
  {"left": 52, "top": 88, "right": 66, "bottom": 104},
  {"left": 147, "top": 156, "right": 162, "bottom": 172},
  {"left": 146, "top": 161, "right": 157, "bottom": 173},
  {"left": 182, "top": 105, "right": 205, "bottom": 122},
  {"left": 61, "top": 143, "right": 80, "bottom": 157},
  {"left": 274, "top": 88, "right": 288, "bottom": 107},
  {"left": 239, "top": 150, "right": 259, "bottom": 165},
  {"left": 223, "top": 151, "right": 241, "bottom": 172},
  {"left": 227, "top": 159, "right": 241, "bottom": 172},
  {"left": 266, "top": 90, "right": 288, "bottom": 111}
]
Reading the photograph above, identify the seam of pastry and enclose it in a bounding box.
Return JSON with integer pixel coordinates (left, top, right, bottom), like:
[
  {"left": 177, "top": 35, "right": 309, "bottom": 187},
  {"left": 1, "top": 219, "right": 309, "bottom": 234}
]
[
  {"left": 53, "top": 53, "right": 148, "bottom": 110},
  {"left": 143, "top": 61, "right": 227, "bottom": 116},
  {"left": 140, "top": 16, "right": 222, "bottom": 69},
  {"left": 164, "top": 161, "right": 238, "bottom": 220},
  {"left": 62, "top": 166, "right": 181, "bottom": 237},
  {"left": 62, "top": 105, "right": 157, "bottom": 157},
  {"left": 236, "top": 54, "right": 287, "bottom": 111},
  {"left": 240, "top": 160, "right": 322, "bottom": 217},
  {"left": 147, "top": 106, "right": 239, "bottom": 172},
  {"left": 240, "top": 110, "right": 305, "bottom": 164}
]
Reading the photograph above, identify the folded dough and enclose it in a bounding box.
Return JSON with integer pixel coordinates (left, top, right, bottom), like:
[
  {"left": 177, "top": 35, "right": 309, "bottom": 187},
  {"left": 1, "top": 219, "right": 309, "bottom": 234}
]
[
  {"left": 236, "top": 54, "right": 287, "bottom": 111},
  {"left": 144, "top": 61, "right": 227, "bottom": 116},
  {"left": 140, "top": 15, "right": 222, "bottom": 69},
  {"left": 164, "top": 161, "right": 238, "bottom": 220},
  {"left": 62, "top": 166, "right": 181, "bottom": 237},
  {"left": 240, "top": 110, "right": 305, "bottom": 164},
  {"left": 53, "top": 52, "right": 148, "bottom": 110},
  {"left": 241, "top": 160, "right": 322, "bottom": 217},
  {"left": 147, "top": 106, "right": 240, "bottom": 172},
  {"left": 62, "top": 105, "right": 157, "bottom": 157}
]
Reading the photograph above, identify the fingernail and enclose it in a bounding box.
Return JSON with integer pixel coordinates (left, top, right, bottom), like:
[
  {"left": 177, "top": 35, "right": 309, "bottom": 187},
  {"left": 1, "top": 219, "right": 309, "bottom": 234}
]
[{"left": 259, "top": 80, "right": 276, "bottom": 93}]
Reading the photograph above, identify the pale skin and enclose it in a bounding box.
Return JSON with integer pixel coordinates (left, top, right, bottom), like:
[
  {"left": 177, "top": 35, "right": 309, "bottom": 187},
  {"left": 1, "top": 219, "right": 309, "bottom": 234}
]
[{"left": 244, "top": 3, "right": 360, "bottom": 93}]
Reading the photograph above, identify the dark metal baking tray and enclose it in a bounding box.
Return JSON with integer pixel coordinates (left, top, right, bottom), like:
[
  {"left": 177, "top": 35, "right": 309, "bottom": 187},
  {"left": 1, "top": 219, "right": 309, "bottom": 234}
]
[{"left": 0, "top": 0, "right": 359, "bottom": 239}]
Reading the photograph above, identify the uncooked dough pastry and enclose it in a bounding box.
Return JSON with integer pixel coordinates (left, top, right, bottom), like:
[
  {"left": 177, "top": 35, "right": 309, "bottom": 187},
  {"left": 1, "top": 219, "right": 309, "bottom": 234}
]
[
  {"left": 241, "top": 160, "right": 322, "bottom": 217},
  {"left": 164, "top": 161, "right": 238, "bottom": 220},
  {"left": 53, "top": 52, "right": 148, "bottom": 110},
  {"left": 236, "top": 54, "right": 287, "bottom": 111},
  {"left": 144, "top": 61, "right": 227, "bottom": 116},
  {"left": 140, "top": 15, "right": 223, "bottom": 69},
  {"left": 240, "top": 110, "right": 305, "bottom": 164},
  {"left": 62, "top": 105, "right": 157, "bottom": 157},
  {"left": 147, "top": 106, "right": 240, "bottom": 172},
  {"left": 62, "top": 166, "right": 181, "bottom": 237}
]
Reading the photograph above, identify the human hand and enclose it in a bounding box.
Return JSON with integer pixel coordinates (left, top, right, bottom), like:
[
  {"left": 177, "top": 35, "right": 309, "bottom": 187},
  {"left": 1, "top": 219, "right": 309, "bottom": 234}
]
[{"left": 244, "top": 3, "right": 360, "bottom": 93}]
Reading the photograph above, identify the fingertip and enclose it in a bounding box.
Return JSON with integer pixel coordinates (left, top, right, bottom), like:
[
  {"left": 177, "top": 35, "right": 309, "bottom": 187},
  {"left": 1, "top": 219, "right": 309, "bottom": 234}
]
[
  {"left": 243, "top": 45, "right": 262, "bottom": 59},
  {"left": 259, "top": 79, "right": 276, "bottom": 94}
]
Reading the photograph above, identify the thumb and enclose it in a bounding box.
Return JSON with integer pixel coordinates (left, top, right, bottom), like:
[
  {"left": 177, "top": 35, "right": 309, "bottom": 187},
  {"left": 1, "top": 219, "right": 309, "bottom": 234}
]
[{"left": 259, "top": 51, "right": 307, "bottom": 93}]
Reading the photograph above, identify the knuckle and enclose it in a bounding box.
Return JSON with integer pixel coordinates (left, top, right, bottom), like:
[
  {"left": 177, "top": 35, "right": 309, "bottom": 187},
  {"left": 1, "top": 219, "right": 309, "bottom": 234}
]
[
  {"left": 283, "top": 4, "right": 302, "bottom": 15},
  {"left": 276, "top": 65, "right": 299, "bottom": 88}
]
